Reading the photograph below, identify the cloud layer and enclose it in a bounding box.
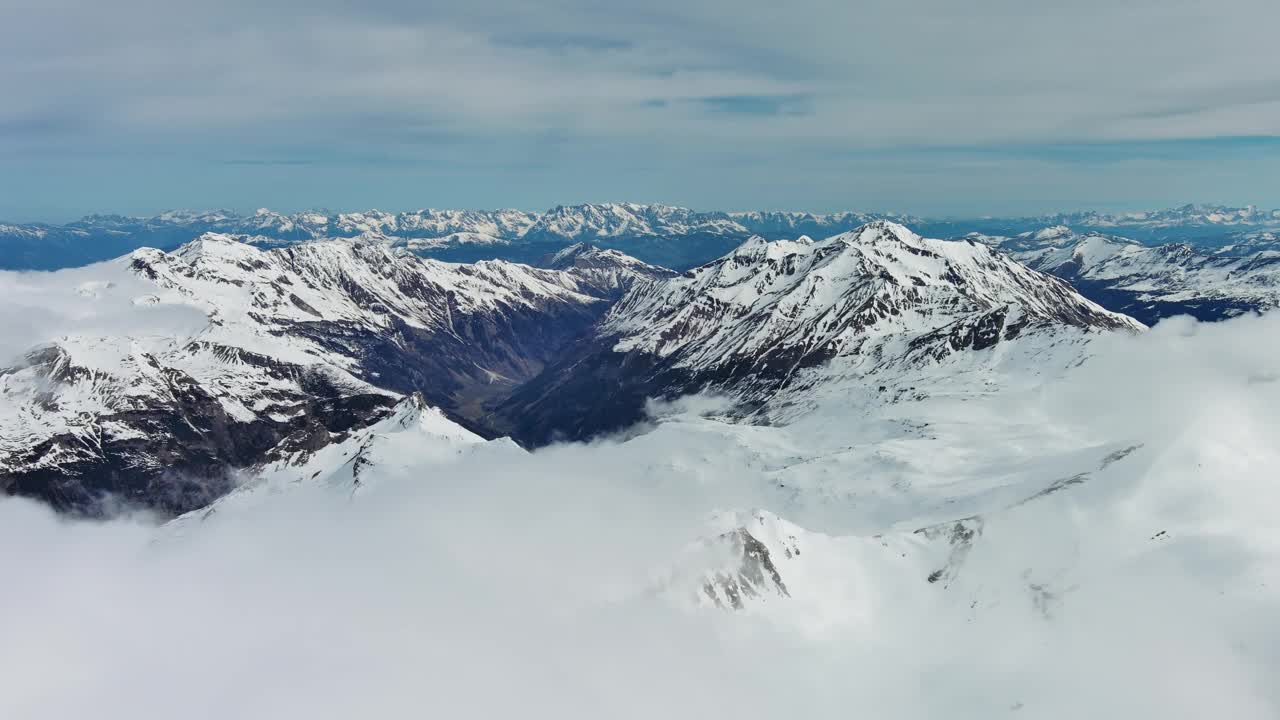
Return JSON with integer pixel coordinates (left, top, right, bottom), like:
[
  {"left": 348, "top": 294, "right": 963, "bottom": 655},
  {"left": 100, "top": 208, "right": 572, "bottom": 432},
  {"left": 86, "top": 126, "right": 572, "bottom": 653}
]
[
  {"left": 8, "top": 0, "right": 1280, "bottom": 146},
  {"left": 2, "top": 310, "right": 1280, "bottom": 718}
]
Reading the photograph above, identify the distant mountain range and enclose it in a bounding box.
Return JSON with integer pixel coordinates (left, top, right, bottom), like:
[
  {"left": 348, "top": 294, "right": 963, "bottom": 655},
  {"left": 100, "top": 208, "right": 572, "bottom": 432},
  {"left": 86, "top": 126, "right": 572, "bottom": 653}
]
[
  {"left": 0, "top": 204, "right": 911, "bottom": 271},
  {"left": 6, "top": 202, "right": 1278, "bottom": 272},
  {"left": 1041, "top": 204, "right": 1280, "bottom": 230},
  {"left": 968, "top": 226, "right": 1280, "bottom": 325}
]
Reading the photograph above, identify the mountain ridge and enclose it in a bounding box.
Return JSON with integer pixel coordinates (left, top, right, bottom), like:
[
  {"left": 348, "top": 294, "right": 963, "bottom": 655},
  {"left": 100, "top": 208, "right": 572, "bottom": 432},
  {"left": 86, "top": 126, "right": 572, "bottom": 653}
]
[
  {"left": 0, "top": 235, "right": 620, "bottom": 515},
  {"left": 6, "top": 202, "right": 1279, "bottom": 272},
  {"left": 494, "top": 222, "right": 1143, "bottom": 444},
  {"left": 971, "top": 226, "right": 1280, "bottom": 324}
]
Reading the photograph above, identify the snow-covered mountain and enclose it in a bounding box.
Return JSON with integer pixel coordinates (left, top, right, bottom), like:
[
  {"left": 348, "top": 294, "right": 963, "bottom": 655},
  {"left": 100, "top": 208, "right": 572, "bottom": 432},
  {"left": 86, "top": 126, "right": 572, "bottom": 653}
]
[
  {"left": 2, "top": 223, "right": 1155, "bottom": 514},
  {"left": 0, "top": 235, "right": 609, "bottom": 515},
  {"left": 0, "top": 203, "right": 919, "bottom": 271},
  {"left": 730, "top": 210, "right": 921, "bottom": 238},
  {"left": 1209, "top": 229, "right": 1280, "bottom": 257},
  {"left": 1041, "top": 203, "right": 1280, "bottom": 230},
  {"left": 78, "top": 207, "right": 542, "bottom": 244},
  {"left": 0, "top": 208, "right": 543, "bottom": 270},
  {"left": 15, "top": 201, "right": 1275, "bottom": 273},
  {"left": 522, "top": 203, "right": 744, "bottom": 242},
  {"left": 976, "top": 226, "right": 1280, "bottom": 324},
  {"left": 536, "top": 242, "right": 678, "bottom": 298},
  {"left": 162, "top": 391, "right": 521, "bottom": 538},
  {"left": 496, "top": 222, "right": 1142, "bottom": 444}
]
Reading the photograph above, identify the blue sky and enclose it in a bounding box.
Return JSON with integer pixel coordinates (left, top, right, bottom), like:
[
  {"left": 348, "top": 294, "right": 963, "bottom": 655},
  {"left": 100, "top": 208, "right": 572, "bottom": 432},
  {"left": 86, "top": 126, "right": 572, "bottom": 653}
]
[{"left": 3, "top": 0, "right": 1279, "bottom": 221}]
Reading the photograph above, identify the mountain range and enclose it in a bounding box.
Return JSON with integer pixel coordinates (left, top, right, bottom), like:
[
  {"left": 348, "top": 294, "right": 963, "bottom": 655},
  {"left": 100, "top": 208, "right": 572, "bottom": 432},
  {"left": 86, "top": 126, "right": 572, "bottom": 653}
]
[
  {"left": 5, "top": 209, "right": 1280, "bottom": 716},
  {"left": 0, "top": 236, "right": 611, "bottom": 514},
  {"left": 3, "top": 222, "right": 1159, "bottom": 515},
  {"left": 6, "top": 212, "right": 1280, "bottom": 517},
  {"left": 6, "top": 202, "right": 1279, "bottom": 272},
  {"left": 495, "top": 222, "right": 1141, "bottom": 444},
  {"left": 971, "top": 226, "right": 1280, "bottom": 324}
]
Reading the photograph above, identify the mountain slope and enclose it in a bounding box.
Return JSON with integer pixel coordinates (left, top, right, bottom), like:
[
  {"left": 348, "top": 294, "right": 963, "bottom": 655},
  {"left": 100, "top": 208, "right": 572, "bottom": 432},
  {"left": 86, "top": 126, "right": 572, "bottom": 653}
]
[
  {"left": 163, "top": 391, "right": 518, "bottom": 537},
  {"left": 537, "top": 242, "right": 678, "bottom": 298},
  {"left": 0, "top": 236, "right": 606, "bottom": 515},
  {"left": 495, "top": 222, "right": 1142, "bottom": 444},
  {"left": 979, "top": 226, "right": 1280, "bottom": 324}
]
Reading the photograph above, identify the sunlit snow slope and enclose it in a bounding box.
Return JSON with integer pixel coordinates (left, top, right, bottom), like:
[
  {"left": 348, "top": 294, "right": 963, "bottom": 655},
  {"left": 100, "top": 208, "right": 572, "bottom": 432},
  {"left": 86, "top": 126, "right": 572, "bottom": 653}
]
[
  {"left": 498, "top": 222, "right": 1142, "bottom": 442},
  {"left": 0, "top": 236, "right": 606, "bottom": 514}
]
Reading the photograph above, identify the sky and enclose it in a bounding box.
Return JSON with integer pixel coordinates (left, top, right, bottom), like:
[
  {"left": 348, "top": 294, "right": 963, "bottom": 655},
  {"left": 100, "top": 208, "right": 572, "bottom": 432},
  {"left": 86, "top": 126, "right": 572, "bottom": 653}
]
[{"left": 3, "top": 0, "right": 1280, "bottom": 220}]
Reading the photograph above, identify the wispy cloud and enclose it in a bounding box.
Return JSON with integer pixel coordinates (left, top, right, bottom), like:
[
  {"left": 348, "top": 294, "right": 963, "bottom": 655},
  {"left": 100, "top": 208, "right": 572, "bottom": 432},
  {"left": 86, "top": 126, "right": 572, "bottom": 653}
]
[
  {"left": 490, "top": 31, "right": 634, "bottom": 52},
  {"left": 220, "top": 159, "right": 316, "bottom": 167},
  {"left": 695, "top": 94, "right": 814, "bottom": 117},
  {"left": 2, "top": 0, "right": 1280, "bottom": 217}
]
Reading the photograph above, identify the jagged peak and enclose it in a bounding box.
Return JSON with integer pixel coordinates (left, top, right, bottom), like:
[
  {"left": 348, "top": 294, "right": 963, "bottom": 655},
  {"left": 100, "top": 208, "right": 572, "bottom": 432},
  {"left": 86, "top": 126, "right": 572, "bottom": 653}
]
[
  {"left": 379, "top": 392, "right": 486, "bottom": 444},
  {"left": 829, "top": 220, "right": 922, "bottom": 246},
  {"left": 182, "top": 231, "right": 250, "bottom": 246},
  {"left": 384, "top": 391, "right": 433, "bottom": 426},
  {"left": 727, "top": 234, "right": 770, "bottom": 253},
  {"left": 715, "top": 222, "right": 933, "bottom": 272},
  {"left": 660, "top": 509, "right": 807, "bottom": 611},
  {"left": 547, "top": 241, "right": 596, "bottom": 264},
  {"left": 126, "top": 233, "right": 268, "bottom": 269},
  {"left": 609, "top": 220, "right": 1142, "bottom": 362},
  {"left": 1155, "top": 242, "right": 1196, "bottom": 258}
]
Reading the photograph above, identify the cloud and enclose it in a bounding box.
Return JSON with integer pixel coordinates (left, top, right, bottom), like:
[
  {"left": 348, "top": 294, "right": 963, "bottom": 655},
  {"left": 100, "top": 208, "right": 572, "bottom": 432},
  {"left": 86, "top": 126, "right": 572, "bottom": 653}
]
[
  {"left": 2, "top": 308, "right": 1280, "bottom": 718},
  {"left": 0, "top": 262, "right": 208, "bottom": 365},
  {"left": 695, "top": 94, "right": 815, "bottom": 117},
  {"left": 5, "top": 0, "right": 1280, "bottom": 151}
]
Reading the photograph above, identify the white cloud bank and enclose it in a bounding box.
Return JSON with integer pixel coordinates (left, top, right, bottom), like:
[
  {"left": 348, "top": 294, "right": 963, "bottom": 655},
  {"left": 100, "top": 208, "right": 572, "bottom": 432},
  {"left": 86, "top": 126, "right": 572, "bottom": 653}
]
[
  {"left": 2, "top": 311, "right": 1280, "bottom": 718},
  {"left": 0, "top": 261, "right": 208, "bottom": 365}
]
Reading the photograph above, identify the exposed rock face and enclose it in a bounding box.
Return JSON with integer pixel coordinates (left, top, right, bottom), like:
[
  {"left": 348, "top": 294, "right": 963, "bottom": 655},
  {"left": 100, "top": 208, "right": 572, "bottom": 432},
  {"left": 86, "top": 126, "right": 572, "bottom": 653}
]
[
  {"left": 658, "top": 510, "right": 803, "bottom": 612},
  {"left": 699, "top": 527, "right": 794, "bottom": 610}
]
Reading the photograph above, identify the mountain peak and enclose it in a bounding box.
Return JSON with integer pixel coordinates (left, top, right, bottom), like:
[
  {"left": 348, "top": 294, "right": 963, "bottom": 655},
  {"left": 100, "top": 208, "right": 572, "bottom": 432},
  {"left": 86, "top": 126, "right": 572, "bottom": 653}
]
[
  {"left": 1033, "top": 225, "right": 1075, "bottom": 241},
  {"left": 546, "top": 241, "right": 596, "bottom": 265},
  {"left": 499, "top": 227, "right": 1142, "bottom": 444},
  {"left": 989, "top": 225, "right": 1280, "bottom": 324},
  {"left": 830, "top": 220, "right": 922, "bottom": 247},
  {"left": 536, "top": 241, "right": 676, "bottom": 298}
]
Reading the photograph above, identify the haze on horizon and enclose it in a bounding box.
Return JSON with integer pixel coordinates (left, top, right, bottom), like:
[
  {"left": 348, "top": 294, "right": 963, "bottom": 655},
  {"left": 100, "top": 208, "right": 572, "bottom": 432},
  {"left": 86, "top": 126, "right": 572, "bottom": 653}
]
[{"left": 3, "top": 0, "right": 1280, "bottom": 221}]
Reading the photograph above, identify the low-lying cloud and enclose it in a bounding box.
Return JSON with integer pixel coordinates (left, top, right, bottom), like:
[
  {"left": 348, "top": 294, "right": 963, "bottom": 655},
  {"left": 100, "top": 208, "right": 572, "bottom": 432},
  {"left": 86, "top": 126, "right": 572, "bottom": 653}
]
[
  {"left": 0, "top": 263, "right": 208, "bottom": 365},
  {"left": 2, "top": 311, "right": 1279, "bottom": 718}
]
